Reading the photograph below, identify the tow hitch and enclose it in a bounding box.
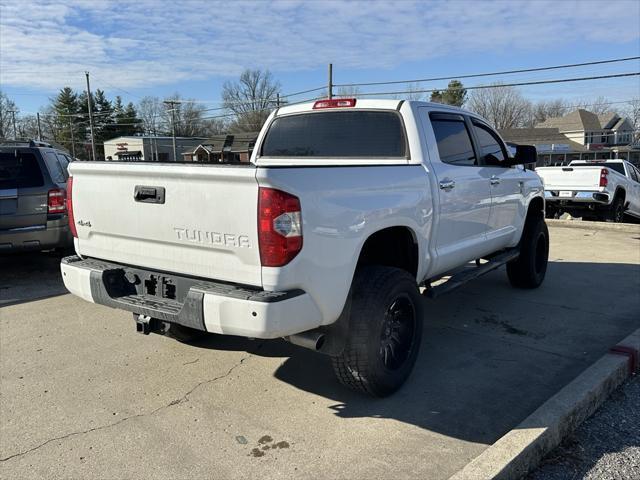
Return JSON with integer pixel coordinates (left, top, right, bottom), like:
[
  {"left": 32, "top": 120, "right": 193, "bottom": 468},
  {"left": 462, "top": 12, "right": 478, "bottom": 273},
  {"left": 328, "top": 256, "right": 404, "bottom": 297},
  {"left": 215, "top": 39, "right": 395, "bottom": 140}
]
[{"left": 134, "top": 314, "right": 164, "bottom": 335}]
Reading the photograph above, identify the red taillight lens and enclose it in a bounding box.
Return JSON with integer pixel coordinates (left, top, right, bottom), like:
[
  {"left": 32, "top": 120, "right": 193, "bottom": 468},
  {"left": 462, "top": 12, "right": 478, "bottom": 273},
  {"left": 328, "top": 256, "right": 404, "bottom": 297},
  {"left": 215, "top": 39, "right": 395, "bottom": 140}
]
[
  {"left": 258, "top": 187, "right": 302, "bottom": 267},
  {"left": 599, "top": 168, "right": 609, "bottom": 187},
  {"left": 313, "top": 98, "right": 356, "bottom": 109},
  {"left": 67, "top": 176, "right": 77, "bottom": 238},
  {"left": 48, "top": 188, "right": 66, "bottom": 214}
]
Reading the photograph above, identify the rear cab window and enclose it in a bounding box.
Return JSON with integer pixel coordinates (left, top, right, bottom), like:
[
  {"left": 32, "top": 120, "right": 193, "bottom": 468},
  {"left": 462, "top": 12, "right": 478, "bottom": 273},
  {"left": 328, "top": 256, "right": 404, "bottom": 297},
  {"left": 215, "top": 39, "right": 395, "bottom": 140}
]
[
  {"left": 260, "top": 110, "right": 407, "bottom": 158},
  {"left": 0, "top": 151, "right": 45, "bottom": 189}
]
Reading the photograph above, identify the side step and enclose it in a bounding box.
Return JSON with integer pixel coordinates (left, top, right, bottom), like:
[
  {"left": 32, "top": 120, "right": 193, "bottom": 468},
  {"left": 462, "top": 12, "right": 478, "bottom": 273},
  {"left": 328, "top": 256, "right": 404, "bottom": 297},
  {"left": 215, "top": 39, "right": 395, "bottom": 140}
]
[{"left": 424, "top": 248, "right": 520, "bottom": 299}]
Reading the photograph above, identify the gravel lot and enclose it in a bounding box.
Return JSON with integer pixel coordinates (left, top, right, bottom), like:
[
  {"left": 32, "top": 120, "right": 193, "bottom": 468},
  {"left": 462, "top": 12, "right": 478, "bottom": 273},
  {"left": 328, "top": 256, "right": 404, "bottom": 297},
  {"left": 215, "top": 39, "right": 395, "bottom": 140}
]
[{"left": 529, "top": 376, "right": 640, "bottom": 480}]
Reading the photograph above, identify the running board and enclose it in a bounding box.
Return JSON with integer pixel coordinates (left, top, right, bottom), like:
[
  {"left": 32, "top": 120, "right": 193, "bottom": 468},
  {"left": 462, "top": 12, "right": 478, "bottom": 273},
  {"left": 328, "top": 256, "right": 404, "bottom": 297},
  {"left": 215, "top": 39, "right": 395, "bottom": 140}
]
[{"left": 424, "top": 248, "right": 520, "bottom": 299}]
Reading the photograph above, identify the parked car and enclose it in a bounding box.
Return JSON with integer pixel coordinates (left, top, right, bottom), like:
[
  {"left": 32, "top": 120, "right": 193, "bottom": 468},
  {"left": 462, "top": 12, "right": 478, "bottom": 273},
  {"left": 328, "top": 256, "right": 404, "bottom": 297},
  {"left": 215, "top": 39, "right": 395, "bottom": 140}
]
[
  {"left": 536, "top": 159, "right": 640, "bottom": 222},
  {"left": 61, "top": 99, "right": 546, "bottom": 397},
  {"left": 0, "top": 140, "right": 74, "bottom": 253}
]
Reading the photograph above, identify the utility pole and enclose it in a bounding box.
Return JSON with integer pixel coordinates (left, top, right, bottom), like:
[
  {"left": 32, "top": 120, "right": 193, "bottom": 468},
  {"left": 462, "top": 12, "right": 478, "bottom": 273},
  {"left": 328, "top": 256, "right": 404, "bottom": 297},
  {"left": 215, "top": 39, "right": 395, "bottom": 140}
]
[
  {"left": 9, "top": 110, "right": 17, "bottom": 139},
  {"left": 36, "top": 112, "right": 43, "bottom": 140},
  {"left": 328, "top": 63, "right": 333, "bottom": 99},
  {"left": 276, "top": 93, "right": 280, "bottom": 107},
  {"left": 164, "top": 101, "right": 179, "bottom": 162},
  {"left": 85, "top": 71, "right": 97, "bottom": 161},
  {"left": 69, "top": 118, "right": 76, "bottom": 158}
]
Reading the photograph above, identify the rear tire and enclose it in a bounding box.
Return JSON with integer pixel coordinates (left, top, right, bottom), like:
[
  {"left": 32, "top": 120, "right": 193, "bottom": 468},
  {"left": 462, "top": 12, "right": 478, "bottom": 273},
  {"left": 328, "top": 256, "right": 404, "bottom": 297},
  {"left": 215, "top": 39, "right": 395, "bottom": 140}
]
[
  {"left": 606, "top": 196, "right": 625, "bottom": 223},
  {"left": 331, "top": 266, "right": 424, "bottom": 397},
  {"left": 507, "top": 217, "right": 549, "bottom": 289}
]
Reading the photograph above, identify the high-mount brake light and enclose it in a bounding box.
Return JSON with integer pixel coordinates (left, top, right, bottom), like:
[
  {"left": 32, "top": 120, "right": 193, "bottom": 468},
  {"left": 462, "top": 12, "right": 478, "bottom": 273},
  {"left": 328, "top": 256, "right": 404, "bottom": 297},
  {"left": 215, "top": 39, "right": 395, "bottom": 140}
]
[
  {"left": 313, "top": 98, "right": 357, "bottom": 109},
  {"left": 258, "top": 187, "right": 302, "bottom": 267},
  {"left": 67, "top": 176, "right": 77, "bottom": 238},
  {"left": 599, "top": 168, "right": 609, "bottom": 187},
  {"left": 47, "top": 188, "right": 66, "bottom": 214}
]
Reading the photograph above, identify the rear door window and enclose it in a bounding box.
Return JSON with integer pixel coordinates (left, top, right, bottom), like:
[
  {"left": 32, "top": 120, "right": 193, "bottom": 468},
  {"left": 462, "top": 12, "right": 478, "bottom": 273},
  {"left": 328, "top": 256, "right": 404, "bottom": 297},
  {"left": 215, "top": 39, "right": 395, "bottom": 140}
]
[
  {"left": 0, "top": 152, "right": 45, "bottom": 189},
  {"left": 261, "top": 111, "right": 407, "bottom": 158},
  {"left": 430, "top": 118, "right": 477, "bottom": 166},
  {"left": 42, "top": 151, "right": 68, "bottom": 183}
]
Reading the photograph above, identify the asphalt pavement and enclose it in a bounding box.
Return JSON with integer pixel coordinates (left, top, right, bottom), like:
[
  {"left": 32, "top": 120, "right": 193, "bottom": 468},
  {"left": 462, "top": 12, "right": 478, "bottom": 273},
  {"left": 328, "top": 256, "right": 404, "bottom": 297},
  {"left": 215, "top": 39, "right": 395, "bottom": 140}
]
[{"left": 1, "top": 223, "right": 639, "bottom": 479}]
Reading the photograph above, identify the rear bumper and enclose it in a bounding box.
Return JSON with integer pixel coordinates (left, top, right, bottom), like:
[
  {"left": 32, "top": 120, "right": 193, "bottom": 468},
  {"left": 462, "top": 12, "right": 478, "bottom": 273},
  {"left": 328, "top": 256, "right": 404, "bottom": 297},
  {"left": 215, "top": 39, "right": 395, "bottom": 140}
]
[
  {"left": 544, "top": 190, "right": 610, "bottom": 205},
  {"left": 0, "top": 219, "right": 73, "bottom": 252},
  {"left": 60, "top": 256, "right": 323, "bottom": 339}
]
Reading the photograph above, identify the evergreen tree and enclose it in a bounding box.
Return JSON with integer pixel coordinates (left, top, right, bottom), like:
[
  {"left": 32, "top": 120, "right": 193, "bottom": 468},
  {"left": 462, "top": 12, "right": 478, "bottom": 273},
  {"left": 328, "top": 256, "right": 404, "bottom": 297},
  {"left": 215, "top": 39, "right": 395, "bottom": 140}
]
[
  {"left": 430, "top": 80, "right": 467, "bottom": 107},
  {"left": 52, "top": 87, "right": 81, "bottom": 154}
]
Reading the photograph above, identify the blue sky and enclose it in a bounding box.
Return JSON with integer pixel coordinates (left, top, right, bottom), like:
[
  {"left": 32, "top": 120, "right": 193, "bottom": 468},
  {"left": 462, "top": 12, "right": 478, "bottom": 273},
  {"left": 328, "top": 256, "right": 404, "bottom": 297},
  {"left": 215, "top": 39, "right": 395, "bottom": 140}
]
[{"left": 1, "top": 0, "right": 639, "bottom": 114}]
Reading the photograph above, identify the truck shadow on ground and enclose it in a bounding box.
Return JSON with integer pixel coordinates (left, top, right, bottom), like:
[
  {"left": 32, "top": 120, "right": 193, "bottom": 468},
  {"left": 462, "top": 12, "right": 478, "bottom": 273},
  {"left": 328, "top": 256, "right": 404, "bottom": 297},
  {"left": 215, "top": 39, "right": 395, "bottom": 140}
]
[{"left": 192, "top": 260, "right": 640, "bottom": 445}]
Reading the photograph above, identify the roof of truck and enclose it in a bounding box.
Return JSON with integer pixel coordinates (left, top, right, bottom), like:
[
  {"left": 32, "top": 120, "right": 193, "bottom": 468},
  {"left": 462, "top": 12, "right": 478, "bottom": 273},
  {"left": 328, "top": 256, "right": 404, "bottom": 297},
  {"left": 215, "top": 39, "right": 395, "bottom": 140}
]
[{"left": 275, "top": 98, "right": 467, "bottom": 116}]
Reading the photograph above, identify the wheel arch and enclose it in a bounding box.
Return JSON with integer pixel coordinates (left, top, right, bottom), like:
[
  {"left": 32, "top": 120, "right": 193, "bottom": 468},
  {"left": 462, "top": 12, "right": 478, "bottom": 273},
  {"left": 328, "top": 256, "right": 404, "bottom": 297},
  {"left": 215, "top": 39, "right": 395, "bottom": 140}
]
[{"left": 355, "top": 225, "right": 419, "bottom": 279}]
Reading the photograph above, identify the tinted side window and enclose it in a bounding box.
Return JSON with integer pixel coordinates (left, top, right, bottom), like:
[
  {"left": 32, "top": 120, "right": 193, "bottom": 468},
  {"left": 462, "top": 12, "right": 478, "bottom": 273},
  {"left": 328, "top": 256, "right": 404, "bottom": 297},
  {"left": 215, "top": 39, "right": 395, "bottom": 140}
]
[
  {"left": 0, "top": 152, "right": 44, "bottom": 189},
  {"left": 472, "top": 123, "right": 506, "bottom": 165},
  {"left": 261, "top": 111, "right": 406, "bottom": 158},
  {"left": 55, "top": 153, "right": 70, "bottom": 181},
  {"left": 629, "top": 166, "right": 639, "bottom": 182},
  {"left": 43, "top": 151, "right": 67, "bottom": 183},
  {"left": 431, "top": 120, "right": 477, "bottom": 166}
]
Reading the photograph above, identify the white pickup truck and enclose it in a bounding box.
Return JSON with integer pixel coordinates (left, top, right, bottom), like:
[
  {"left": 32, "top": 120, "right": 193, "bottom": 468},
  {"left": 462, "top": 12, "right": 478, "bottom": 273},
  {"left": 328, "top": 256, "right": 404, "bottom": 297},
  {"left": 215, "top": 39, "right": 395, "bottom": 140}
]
[
  {"left": 536, "top": 160, "right": 640, "bottom": 222},
  {"left": 61, "top": 99, "right": 547, "bottom": 397}
]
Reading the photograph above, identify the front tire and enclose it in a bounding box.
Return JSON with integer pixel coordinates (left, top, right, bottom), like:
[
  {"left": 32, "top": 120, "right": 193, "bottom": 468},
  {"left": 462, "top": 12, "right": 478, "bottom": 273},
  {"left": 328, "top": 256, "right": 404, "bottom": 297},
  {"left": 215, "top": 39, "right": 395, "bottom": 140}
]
[
  {"left": 507, "top": 217, "right": 549, "bottom": 289},
  {"left": 331, "top": 266, "right": 424, "bottom": 397}
]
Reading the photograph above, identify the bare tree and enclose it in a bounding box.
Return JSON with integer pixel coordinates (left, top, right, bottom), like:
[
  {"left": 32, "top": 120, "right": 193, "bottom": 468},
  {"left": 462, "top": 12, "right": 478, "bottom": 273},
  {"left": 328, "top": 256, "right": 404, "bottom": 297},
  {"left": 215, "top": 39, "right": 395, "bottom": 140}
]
[
  {"left": 336, "top": 86, "right": 361, "bottom": 98},
  {"left": 531, "top": 99, "right": 571, "bottom": 125},
  {"left": 620, "top": 98, "right": 640, "bottom": 143},
  {"left": 17, "top": 115, "right": 39, "bottom": 139},
  {"left": 576, "top": 96, "right": 612, "bottom": 115},
  {"left": 222, "top": 69, "right": 281, "bottom": 132},
  {"left": 467, "top": 84, "right": 532, "bottom": 129},
  {"left": 161, "top": 94, "right": 212, "bottom": 137},
  {"left": 138, "top": 96, "right": 165, "bottom": 135},
  {"left": 0, "top": 90, "right": 18, "bottom": 138}
]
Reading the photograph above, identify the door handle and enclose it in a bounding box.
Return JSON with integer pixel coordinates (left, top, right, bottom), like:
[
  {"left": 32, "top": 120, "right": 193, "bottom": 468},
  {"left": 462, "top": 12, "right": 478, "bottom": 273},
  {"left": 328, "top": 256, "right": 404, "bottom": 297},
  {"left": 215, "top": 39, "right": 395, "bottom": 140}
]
[
  {"left": 490, "top": 175, "right": 500, "bottom": 185},
  {"left": 439, "top": 180, "right": 455, "bottom": 190}
]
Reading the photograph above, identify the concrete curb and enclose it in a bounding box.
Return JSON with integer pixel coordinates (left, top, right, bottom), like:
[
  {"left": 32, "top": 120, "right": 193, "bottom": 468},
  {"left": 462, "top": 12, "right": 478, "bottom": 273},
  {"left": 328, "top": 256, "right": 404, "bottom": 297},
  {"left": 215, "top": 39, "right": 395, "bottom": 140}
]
[
  {"left": 546, "top": 218, "right": 640, "bottom": 234},
  {"left": 449, "top": 328, "right": 640, "bottom": 480}
]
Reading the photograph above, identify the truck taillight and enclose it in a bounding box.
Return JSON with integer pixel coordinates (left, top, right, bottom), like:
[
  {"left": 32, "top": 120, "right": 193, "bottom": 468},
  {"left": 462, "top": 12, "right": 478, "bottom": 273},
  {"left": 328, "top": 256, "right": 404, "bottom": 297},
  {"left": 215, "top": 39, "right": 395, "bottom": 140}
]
[
  {"left": 258, "top": 187, "right": 302, "bottom": 267},
  {"left": 599, "top": 168, "right": 609, "bottom": 187},
  {"left": 313, "top": 98, "right": 356, "bottom": 109},
  {"left": 47, "top": 188, "right": 66, "bottom": 214},
  {"left": 67, "top": 176, "right": 77, "bottom": 238}
]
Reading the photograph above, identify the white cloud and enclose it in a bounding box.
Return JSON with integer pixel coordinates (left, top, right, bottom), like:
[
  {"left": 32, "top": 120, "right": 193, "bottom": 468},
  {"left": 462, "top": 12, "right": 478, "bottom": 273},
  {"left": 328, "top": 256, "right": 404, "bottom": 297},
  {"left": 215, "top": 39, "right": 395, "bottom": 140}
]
[{"left": 1, "top": 0, "right": 639, "bottom": 92}]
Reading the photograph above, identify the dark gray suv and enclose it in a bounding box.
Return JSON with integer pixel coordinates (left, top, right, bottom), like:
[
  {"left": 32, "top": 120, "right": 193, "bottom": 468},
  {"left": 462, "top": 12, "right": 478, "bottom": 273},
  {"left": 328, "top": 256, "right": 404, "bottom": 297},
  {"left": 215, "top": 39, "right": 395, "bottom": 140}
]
[{"left": 0, "top": 140, "right": 74, "bottom": 253}]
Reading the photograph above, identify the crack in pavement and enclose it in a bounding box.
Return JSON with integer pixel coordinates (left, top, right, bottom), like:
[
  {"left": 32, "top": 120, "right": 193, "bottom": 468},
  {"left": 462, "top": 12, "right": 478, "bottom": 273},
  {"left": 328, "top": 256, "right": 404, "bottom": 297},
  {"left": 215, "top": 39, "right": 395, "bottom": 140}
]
[{"left": 0, "top": 354, "right": 252, "bottom": 463}]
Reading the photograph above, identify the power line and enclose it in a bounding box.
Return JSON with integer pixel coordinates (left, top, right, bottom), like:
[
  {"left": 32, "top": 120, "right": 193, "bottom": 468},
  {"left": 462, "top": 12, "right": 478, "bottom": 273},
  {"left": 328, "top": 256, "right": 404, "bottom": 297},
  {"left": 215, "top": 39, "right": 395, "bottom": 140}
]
[
  {"left": 353, "top": 72, "right": 640, "bottom": 97},
  {"left": 335, "top": 56, "right": 640, "bottom": 88}
]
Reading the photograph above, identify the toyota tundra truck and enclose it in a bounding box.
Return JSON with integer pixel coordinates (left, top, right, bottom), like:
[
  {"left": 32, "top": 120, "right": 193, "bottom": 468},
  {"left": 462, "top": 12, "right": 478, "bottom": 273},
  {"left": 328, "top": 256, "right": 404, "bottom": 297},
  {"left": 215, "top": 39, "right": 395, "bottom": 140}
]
[
  {"left": 61, "top": 99, "right": 547, "bottom": 397},
  {"left": 536, "top": 159, "right": 640, "bottom": 222}
]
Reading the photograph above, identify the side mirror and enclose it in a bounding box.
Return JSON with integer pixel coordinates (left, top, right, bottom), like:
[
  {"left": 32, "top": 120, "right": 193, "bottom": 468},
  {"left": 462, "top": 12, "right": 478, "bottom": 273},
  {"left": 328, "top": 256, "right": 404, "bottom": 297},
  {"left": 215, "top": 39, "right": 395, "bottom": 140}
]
[{"left": 506, "top": 145, "right": 537, "bottom": 166}]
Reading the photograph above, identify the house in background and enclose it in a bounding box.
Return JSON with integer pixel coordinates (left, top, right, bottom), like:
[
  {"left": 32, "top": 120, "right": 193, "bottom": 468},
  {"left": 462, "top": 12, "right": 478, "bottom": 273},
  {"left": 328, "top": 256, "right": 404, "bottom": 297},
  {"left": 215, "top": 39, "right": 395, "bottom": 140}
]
[
  {"left": 500, "top": 109, "right": 639, "bottom": 167},
  {"left": 182, "top": 133, "right": 258, "bottom": 163}
]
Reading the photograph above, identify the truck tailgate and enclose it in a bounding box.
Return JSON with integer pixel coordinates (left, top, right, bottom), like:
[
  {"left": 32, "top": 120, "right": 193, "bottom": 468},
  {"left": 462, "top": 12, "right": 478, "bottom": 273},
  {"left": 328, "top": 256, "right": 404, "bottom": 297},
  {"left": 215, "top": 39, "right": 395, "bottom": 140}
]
[
  {"left": 69, "top": 162, "right": 262, "bottom": 286},
  {"left": 536, "top": 166, "right": 602, "bottom": 190}
]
